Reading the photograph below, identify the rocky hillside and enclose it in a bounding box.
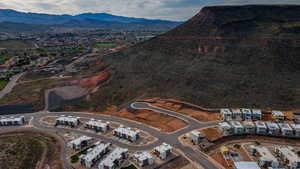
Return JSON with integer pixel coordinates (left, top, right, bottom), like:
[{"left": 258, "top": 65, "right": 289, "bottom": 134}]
[{"left": 84, "top": 5, "right": 300, "bottom": 110}]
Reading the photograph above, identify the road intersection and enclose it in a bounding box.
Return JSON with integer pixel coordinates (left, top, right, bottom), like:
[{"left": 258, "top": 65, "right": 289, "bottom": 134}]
[{"left": 0, "top": 102, "right": 220, "bottom": 169}]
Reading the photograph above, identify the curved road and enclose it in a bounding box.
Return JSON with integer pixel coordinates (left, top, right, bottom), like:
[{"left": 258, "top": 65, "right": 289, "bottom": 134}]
[
  {"left": 131, "top": 102, "right": 220, "bottom": 169},
  {"left": 1, "top": 103, "right": 220, "bottom": 169}
]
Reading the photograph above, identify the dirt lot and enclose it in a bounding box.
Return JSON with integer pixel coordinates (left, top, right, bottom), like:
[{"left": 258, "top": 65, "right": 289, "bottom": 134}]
[
  {"left": 211, "top": 151, "right": 231, "bottom": 169},
  {"left": 152, "top": 99, "right": 221, "bottom": 122},
  {"left": 200, "top": 127, "right": 223, "bottom": 142},
  {"left": 99, "top": 108, "right": 188, "bottom": 133},
  {"left": 0, "top": 130, "right": 63, "bottom": 169},
  {"left": 159, "top": 156, "right": 190, "bottom": 169}
]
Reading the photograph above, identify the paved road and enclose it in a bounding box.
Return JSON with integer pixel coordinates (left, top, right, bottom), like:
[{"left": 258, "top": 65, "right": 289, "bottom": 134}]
[
  {"left": 1, "top": 103, "right": 219, "bottom": 169},
  {"left": 0, "top": 72, "right": 25, "bottom": 99},
  {"left": 131, "top": 102, "right": 219, "bottom": 169}
]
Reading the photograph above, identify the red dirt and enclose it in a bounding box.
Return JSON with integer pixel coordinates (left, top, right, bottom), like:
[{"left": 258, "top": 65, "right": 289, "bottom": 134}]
[
  {"left": 78, "top": 71, "right": 108, "bottom": 89},
  {"left": 159, "top": 156, "right": 190, "bottom": 169},
  {"left": 200, "top": 127, "right": 223, "bottom": 142},
  {"left": 153, "top": 101, "right": 221, "bottom": 122},
  {"left": 211, "top": 151, "right": 232, "bottom": 169},
  {"left": 152, "top": 99, "right": 221, "bottom": 122},
  {"left": 237, "top": 147, "right": 252, "bottom": 161},
  {"left": 99, "top": 109, "right": 188, "bottom": 133}
]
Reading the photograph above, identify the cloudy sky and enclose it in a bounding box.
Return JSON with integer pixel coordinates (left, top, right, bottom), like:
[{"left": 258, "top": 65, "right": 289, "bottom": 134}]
[{"left": 0, "top": 0, "right": 300, "bottom": 21}]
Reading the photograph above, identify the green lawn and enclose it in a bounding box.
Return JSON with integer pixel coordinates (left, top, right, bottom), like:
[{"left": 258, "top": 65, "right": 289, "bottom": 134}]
[
  {"left": 95, "top": 43, "right": 117, "bottom": 47},
  {"left": 0, "top": 80, "right": 8, "bottom": 90},
  {"left": 0, "top": 54, "right": 13, "bottom": 64}
]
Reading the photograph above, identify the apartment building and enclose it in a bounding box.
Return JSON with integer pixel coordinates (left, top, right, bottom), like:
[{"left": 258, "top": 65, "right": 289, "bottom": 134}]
[
  {"left": 230, "top": 121, "right": 244, "bottom": 134},
  {"left": 250, "top": 145, "right": 279, "bottom": 168},
  {"left": 80, "top": 142, "right": 111, "bottom": 168},
  {"left": 133, "top": 152, "right": 154, "bottom": 167},
  {"left": 266, "top": 121, "right": 280, "bottom": 135},
  {"left": 242, "top": 121, "right": 256, "bottom": 134},
  {"left": 98, "top": 148, "right": 128, "bottom": 169},
  {"left": 255, "top": 121, "right": 267, "bottom": 134},
  {"left": 275, "top": 146, "right": 300, "bottom": 169},
  {"left": 113, "top": 127, "right": 139, "bottom": 142},
  {"left": 278, "top": 123, "right": 294, "bottom": 136},
  {"left": 55, "top": 115, "right": 80, "bottom": 127},
  {"left": 153, "top": 143, "right": 172, "bottom": 160},
  {"left": 290, "top": 124, "right": 300, "bottom": 137},
  {"left": 241, "top": 109, "right": 252, "bottom": 120},
  {"left": 219, "top": 122, "right": 233, "bottom": 136},
  {"left": 221, "top": 109, "right": 232, "bottom": 121},
  {"left": 272, "top": 111, "right": 285, "bottom": 121},
  {"left": 70, "top": 136, "right": 93, "bottom": 151},
  {"left": 0, "top": 116, "right": 25, "bottom": 126},
  {"left": 232, "top": 109, "right": 243, "bottom": 120},
  {"left": 187, "top": 130, "right": 206, "bottom": 144},
  {"left": 86, "top": 119, "right": 110, "bottom": 132},
  {"left": 252, "top": 109, "right": 262, "bottom": 120}
]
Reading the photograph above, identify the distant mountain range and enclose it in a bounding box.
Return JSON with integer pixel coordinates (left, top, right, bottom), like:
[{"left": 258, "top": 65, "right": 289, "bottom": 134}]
[{"left": 0, "top": 9, "right": 181, "bottom": 32}]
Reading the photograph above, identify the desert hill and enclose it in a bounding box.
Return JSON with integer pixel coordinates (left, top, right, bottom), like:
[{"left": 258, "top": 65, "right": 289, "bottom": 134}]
[{"left": 83, "top": 5, "right": 300, "bottom": 110}]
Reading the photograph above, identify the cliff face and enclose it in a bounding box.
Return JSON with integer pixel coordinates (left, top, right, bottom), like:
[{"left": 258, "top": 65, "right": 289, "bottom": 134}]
[{"left": 87, "top": 5, "right": 300, "bottom": 110}]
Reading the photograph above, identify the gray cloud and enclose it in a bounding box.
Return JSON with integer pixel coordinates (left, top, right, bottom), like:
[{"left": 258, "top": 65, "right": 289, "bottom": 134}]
[{"left": 0, "top": 0, "right": 300, "bottom": 21}]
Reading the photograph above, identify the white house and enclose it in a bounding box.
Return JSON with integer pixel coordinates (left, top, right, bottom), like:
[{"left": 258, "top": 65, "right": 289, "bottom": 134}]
[
  {"left": 133, "top": 152, "right": 154, "bottom": 167},
  {"left": 250, "top": 145, "right": 279, "bottom": 168},
  {"left": 70, "top": 136, "right": 93, "bottom": 151},
  {"left": 255, "top": 121, "right": 267, "bottom": 134},
  {"left": 252, "top": 109, "right": 262, "bottom": 120},
  {"left": 80, "top": 142, "right": 111, "bottom": 168},
  {"left": 275, "top": 146, "right": 300, "bottom": 169},
  {"left": 154, "top": 143, "right": 172, "bottom": 160},
  {"left": 278, "top": 123, "right": 294, "bottom": 136},
  {"left": 241, "top": 109, "right": 252, "bottom": 120},
  {"left": 232, "top": 109, "right": 243, "bottom": 120},
  {"left": 219, "top": 122, "right": 233, "bottom": 136},
  {"left": 187, "top": 130, "right": 206, "bottom": 144},
  {"left": 98, "top": 148, "right": 128, "bottom": 169},
  {"left": 266, "top": 121, "right": 280, "bottom": 135},
  {"left": 242, "top": 121, "right": 256, "bottom": 134},
  {"left": 272, "top": 111, "right": 285, "bottom": 121},
  {"left": 221, "top": 109, "right": 232, "bottom": 121},
  {"left": 55, "top": 115, "right": 80, "bottom": 127},
  {"left": 290, "top": 124, "right": 300, "bottom": 137},
  {"left": 230, "top": 121, "right": 244, "bottom": 134},
  {"left": 0, "top": 116, "right": 25, "bottom": 126},
  {"left": 113, "top": 127, "right": 139, "bottom": 142},
  {"left": 86, "top": 119, "right": 110, "bottom": 132}
]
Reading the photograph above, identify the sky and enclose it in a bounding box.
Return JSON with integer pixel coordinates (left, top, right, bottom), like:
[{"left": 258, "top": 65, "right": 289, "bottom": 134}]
[{"left": 0, "top": 0, "right": 300, "bottom": 21}]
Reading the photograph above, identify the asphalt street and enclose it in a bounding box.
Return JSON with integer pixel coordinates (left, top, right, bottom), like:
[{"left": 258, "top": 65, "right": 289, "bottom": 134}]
[{"left": 0, "top": 99, "right": 220, "bottom": 169}]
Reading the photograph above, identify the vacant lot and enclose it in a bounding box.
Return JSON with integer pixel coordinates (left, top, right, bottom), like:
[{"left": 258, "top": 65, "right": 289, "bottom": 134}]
[
  {"left": 100, "top": 108, "right": 188, "bottom": 133},
  {"left": 152, "top": 100, "right": 221, "bottom": 122},
  {"left": 0, "top": 79, "right": 66, "bottom": 110},
  {"left": 0, "top": 131, "right": 62, "bottom": 169}
]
